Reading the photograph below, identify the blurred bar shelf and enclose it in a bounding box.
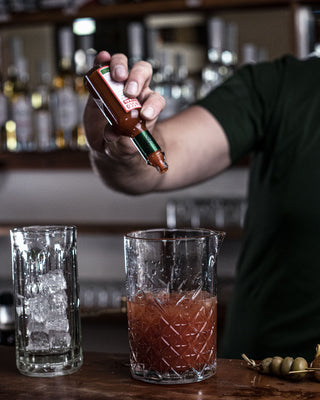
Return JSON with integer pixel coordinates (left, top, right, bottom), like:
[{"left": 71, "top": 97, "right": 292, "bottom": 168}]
[
  {"left": 0, "top": 151, "right": 91, "bottom": 170},
  {"left": 0, "top": 0, "right": 318, "bottom": 27}
]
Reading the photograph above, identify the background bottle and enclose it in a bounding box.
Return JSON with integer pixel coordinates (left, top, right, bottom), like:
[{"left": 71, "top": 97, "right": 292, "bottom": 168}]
[
  {"left": 4, "top": 37, "right": 34, "bottom": 152},
  {"left": 52, "top": 26, "right": 78, "bottom": 149},
  {"left": 222, "top": 22, "right": 238, "bottom": 78},
  {"left": 198, "top": 17, "right": 225, "bottom": 99},
  {"left": 127, "top": 21, "right": 144, "bottom": 67},
  {"left": 11, "top": 57, "right": 34, "bottom": 151},
  {"left": 74, "top": 33, "right": 96, "bottom": 151},
  {"left": 146, "top": 26, "right": 160, "bottom": 73},
  {"left": 172, "top": 52, "right": 195, "bottom": 112},
  {"left": 32, "top": 60, "right": 55, "bottom": 151},
  {"left": 152, "top": 49, "right": 177, "bottom": 120},
  {"left": 241, "top": 43, "right": 258, "bottom": 65},
  {"left": 0, "top": 37, "right": 8, "bottom": 152}
]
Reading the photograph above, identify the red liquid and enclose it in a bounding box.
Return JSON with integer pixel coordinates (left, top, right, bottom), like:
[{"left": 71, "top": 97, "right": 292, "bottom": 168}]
[{"left": 127, "top": 291, "right": 217, "bottom": 373}]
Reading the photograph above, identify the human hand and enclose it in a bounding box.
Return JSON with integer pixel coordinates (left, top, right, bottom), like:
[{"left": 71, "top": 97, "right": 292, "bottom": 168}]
[{"left": 84, "top": 51, "right": 166, "bottom": 161}]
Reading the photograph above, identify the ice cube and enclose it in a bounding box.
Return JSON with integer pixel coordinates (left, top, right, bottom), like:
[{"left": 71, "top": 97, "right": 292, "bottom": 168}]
[
  {"left": 46, "top": 315, "right": 69, "bottom": 332},
  {"left": 49, "top": 330, "right": 71, "bottom": 350},
  {"left": 49, "top": 291, "right": 68, "bottom": 312},
  {"left": 39, "top": 269, "right": 67, "bottom": 295},
  {"left": 27, "top": 320, "right": 47, "bottom": 335},
  {"left": 26, "top": 331, "right": 50, "bottom": 351},
  {"left": 27, "top": 295, "right": 49, "bottom": 323}
]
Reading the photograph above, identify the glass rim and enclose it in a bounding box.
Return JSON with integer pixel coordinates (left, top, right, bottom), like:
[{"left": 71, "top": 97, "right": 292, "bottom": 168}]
[
  {"left": 124, "top": 228, "right": 226, "bottom": 241},
  {"left": 10, "top": 225, "right": 77, "bottom": 235}
]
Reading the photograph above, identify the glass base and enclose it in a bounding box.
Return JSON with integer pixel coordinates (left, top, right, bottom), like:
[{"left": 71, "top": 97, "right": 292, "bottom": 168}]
[
  {"left": 16, "top": 348, "right": 83, "bottom": 377},
  {"left": 130, "top": 363, "right": 216, "bottom": 385}
]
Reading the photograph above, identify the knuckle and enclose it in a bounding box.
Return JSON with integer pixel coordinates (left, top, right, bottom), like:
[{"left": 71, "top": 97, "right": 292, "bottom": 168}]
[
  {"left": 151, "top": 91, "right": 166, "bottom": 109},
  {"left": 130, "top": 60, "right": 153, "bottom": 80},
  {"left": 112, "top": 52, "right": 127, "bottom": 60},
  {"left": 136, "top": 60, "right": 152, "bottom": 72},
  {"left": 110, "top": 53, "right": 128, "bottom": 68}
]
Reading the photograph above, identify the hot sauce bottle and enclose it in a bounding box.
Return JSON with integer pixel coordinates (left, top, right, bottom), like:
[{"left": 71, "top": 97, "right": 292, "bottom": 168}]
[{"left": 84, "top": 65, "right": 168, "bottom": 174}]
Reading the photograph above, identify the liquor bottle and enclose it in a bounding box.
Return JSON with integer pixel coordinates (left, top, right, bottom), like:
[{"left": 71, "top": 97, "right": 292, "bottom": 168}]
[
  {"left": 241, "top": 43, "right": 258, "bottom": 65},
  {"left": 84, "top": 64, "right": 168, "bottom": 174},
  {"left": 11, "top": 57, "right": 34, "bottom": 151},
  {"left": 4, "top": 38, "right": 34, "bottom": 153},
  {"left": 152, "top": 49, "right": 177, "bottom": 120},
  {"left": 198, "top": 17, "right": 225, "bottom": 99},
  {"left": 0, "top": 37, "right": 8, "bottom": 152},
  {"left": 74, "top": 34, "right": 96, "bottom": 150},
  {"left": 127, "top": 21, "right": 144, "bottom": 67},
  {"left": 146, "top": 26, "right": 161, "bottom": 81},
  {"left": 32, "top": 61, "right": 55, "bottom": 151},
  {"left": 172, "top": 52, "right": 195, "bottom": 112},
  {"left": 52, "top": 26, "right": 78, "bottom": 149},
  {"left": 222, "top": 22, "right": 238, "bottom": 78}
]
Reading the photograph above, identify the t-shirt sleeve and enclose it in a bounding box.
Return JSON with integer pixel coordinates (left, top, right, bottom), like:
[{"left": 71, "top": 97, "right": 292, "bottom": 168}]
[{"left": 195, "top": 56, "right": 290, "bottom": 164}]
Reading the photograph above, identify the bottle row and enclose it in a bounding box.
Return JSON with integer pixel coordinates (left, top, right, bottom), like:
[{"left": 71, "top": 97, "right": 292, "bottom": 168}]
[
  {"left": 143, "top": 16, "right": 268, "bottom": 119},
  {"left": 0, "top": 26, "right": 93, "bottom": 153},
  {"left": 0, "top": 15, "right": 267, "bottom": 153}
]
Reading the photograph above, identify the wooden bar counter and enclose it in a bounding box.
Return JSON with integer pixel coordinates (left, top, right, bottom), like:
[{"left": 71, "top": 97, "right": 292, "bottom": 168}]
[{"left": 1, "top": 346, "right": 320, "bottom": 399}]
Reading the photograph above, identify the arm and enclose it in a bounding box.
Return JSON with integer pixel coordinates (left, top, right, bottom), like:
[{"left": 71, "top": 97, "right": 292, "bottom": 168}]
[{"left": 84, "top": 51, "right": 231, "bottom": 195}]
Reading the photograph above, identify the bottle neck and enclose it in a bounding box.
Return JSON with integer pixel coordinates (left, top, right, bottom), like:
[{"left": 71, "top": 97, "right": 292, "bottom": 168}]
[
  {"left": 131, "top": 129, "right": 160, "bottom": 159},
  {"left": 132, "top": 129, "right": 168, "bottom": 173},
  {"left": 58, "top": 27, "right": 74, "bottom": 75}
]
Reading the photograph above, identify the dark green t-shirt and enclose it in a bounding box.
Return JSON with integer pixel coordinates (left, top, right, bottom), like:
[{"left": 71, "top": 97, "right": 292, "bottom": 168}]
[{"left": 197, "top": 55, "right": 320, "bottom": 361}]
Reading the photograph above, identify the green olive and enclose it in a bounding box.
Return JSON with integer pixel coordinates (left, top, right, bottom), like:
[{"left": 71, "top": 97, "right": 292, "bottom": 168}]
[
  {"left": 290, "top": 357, "right": 308, "bottom": 381},
  {"left": 260, "top": 357, "right": 273, "bottom": 374},
  {"left": 280, "top": 356, "right": 294, "bottom": 377},
  {"left": 270, "top": 356, "right": 284, "bottom": 376}
]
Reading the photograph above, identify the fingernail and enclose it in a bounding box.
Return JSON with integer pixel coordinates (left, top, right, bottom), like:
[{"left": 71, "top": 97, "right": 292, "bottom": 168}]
[
  {"left": 143, "top": 106, "right": 155, "bottom": 119},
  {"left": 126, "top": 81, "right": 138, "bottom": 96},
  {"left": 114, "top": 65, "right": 126, "bottom": 80}
]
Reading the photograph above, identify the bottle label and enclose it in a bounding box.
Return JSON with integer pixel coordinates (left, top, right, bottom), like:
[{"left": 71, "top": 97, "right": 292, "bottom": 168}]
[
  {"left": 12, "top": 96, "right": 33, "bottom": 143},
  {"left": 35, "top": 110, "right": 52, "bottom": 150},
  {"left": 132, "top": 130, "right": 160, "bottom": 159},
  {"left": 0, "top": 93, "right": 8, "bottom": 126},
  {"left": 98, "top": 66, "right": 141, "bottom": 113},
  {"left": 77, "top": 92, "right": 88, "bottom": 124},
  {"left": 55, "top": 87, "right": 77, "bottom": 130}
]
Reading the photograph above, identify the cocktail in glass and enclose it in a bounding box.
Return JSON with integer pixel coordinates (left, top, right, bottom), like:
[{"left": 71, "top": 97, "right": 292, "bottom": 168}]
[{"left": 124, "top": 228, "right": 225, "bottom": 384}]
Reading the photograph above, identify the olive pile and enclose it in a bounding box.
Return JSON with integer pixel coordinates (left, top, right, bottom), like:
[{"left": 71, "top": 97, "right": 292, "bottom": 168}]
[{"left": 242, "top": 354, "right": 311, "bottom": 381}]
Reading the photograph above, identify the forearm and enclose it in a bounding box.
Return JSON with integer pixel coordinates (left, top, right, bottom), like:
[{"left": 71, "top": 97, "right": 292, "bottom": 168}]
[{"left": 88, "top": 105, "right": 232, "bottom": 195}]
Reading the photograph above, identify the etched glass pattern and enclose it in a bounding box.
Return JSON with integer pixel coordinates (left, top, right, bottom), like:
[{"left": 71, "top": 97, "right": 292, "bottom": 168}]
[{"left": 125, "top": 228, "right": 224, "bottom": 384}]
